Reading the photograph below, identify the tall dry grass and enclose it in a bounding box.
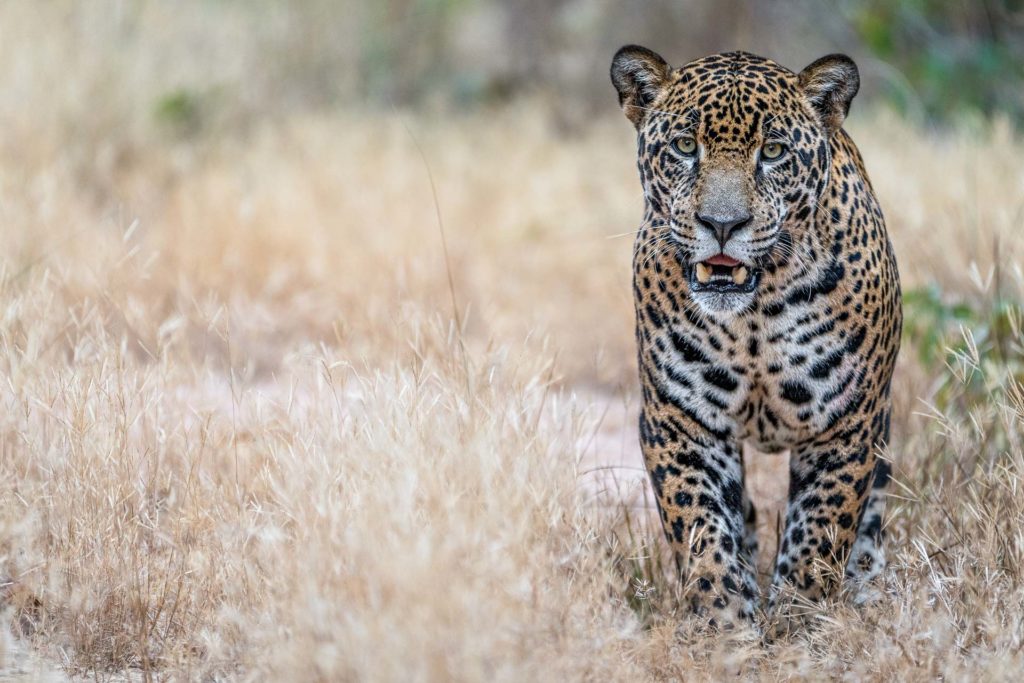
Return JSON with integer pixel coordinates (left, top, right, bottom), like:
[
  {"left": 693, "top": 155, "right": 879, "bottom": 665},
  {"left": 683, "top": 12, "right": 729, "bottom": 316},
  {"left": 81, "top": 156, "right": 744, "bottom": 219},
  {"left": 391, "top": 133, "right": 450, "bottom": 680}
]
[{"left": 0, "top": 4, "right": 1023, "bottom": 681}]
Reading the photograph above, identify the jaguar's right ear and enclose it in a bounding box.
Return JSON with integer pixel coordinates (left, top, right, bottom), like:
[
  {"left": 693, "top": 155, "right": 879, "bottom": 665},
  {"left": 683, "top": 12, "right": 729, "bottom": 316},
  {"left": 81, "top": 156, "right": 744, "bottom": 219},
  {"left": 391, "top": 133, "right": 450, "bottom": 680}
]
[{"left": 611, "top": 45, "right": 671, "bottom": 128}]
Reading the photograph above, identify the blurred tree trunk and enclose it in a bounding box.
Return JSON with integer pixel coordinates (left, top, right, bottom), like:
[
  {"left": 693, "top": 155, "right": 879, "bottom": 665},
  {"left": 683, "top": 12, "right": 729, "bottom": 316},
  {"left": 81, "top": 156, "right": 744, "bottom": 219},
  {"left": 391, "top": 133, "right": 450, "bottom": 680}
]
[{"left": 502, "top": 0, "right": 572, "bottom": 87}]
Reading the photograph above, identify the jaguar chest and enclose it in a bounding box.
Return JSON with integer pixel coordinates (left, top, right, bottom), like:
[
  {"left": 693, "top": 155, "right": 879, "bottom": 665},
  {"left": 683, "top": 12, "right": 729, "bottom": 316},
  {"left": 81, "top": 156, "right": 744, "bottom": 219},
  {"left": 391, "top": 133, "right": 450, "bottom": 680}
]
[{"left": 646, "top": 282, "right": 869, "bottom": 450}]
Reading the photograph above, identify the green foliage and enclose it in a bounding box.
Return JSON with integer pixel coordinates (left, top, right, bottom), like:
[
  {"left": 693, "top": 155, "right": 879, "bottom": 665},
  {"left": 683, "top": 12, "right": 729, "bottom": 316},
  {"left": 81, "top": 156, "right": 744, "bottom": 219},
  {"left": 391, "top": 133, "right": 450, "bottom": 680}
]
[
  {"left": 849, "top": 0, "right": 1024, "bottom": 123},
  {"left": 903, "top": 285, "right": 977, "bottom": 367},
  {"left": 153, "top": 89, "right": 204, "bottom": 136},
  {"left": 903, "top": 284, "right": 1024, "bottom": 451}
]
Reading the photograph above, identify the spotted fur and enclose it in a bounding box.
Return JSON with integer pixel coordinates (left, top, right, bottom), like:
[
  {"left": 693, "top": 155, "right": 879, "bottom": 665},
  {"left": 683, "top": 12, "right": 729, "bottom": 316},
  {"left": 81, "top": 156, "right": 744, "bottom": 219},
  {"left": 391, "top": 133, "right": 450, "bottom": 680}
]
[{"left": 611, "top": 47, "right": 901, "bottom": 628}]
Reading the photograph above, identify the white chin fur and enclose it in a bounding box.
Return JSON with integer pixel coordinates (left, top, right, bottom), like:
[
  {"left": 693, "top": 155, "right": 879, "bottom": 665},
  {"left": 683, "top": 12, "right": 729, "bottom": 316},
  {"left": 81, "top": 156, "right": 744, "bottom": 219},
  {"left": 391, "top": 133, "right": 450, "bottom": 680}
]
[{"left": 692, "top": 290, "right": 756, "bottom": 315}]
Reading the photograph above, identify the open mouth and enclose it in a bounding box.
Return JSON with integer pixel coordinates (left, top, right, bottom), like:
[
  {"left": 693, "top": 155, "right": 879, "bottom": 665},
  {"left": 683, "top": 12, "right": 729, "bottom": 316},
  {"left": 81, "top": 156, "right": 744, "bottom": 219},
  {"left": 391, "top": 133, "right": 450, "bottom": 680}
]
[{"left": 686, "top": 254, "right": 761, "bottom": 294}]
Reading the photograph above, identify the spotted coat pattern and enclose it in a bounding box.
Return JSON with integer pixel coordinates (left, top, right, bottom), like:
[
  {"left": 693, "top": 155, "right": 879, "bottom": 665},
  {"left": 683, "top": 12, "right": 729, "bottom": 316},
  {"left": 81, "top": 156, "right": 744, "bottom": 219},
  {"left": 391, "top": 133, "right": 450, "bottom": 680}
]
[{"left": 610, "top": 48, "right": 901, "bottom": 627}]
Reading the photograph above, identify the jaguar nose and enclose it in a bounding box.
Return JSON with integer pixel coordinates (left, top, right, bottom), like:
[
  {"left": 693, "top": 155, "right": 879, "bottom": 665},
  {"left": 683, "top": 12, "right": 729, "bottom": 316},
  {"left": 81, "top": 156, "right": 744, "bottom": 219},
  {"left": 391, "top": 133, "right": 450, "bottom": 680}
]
[{"left": 695, "top": 211, "right": 752, "bottom": 248}]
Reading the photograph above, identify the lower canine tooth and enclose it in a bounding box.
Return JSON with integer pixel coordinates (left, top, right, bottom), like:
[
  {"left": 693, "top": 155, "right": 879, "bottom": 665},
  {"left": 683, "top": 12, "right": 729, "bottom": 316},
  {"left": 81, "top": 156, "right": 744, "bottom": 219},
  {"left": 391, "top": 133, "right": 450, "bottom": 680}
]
[
  {"left": 696, "top": 263, "right": 711, "bottom": 283},
  {"left": 733, "top": 266, "right": 748, "bottom": 285}
]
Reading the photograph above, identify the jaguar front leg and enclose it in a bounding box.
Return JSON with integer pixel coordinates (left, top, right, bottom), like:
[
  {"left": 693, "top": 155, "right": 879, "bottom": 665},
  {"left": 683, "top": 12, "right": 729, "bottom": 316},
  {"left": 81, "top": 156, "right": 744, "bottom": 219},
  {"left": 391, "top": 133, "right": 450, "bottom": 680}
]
[
  {"left": 769, "top": 429, "right": 879, "bottom": 621},
  {"left": 844, "top": 457, "right": 890, "bottom": 603},
  {"left": 642, "top": 407, "right": 759, "bottom": 628}
]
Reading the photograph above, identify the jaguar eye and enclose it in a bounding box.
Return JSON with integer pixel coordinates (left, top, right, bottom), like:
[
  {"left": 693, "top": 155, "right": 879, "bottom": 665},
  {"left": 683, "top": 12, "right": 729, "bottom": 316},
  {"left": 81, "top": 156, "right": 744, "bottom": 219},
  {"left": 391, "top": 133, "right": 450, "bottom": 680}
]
[
  {"left": 672, "top": 136, "right": 697, "bottom": 156},
  {"left": 761, "top": 142, "right": 787, "bottom": 161}
]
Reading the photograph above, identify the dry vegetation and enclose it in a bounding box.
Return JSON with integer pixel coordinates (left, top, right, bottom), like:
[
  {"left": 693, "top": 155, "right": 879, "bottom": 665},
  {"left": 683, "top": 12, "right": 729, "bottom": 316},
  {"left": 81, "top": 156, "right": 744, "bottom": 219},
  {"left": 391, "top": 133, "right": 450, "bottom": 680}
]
[{"left": 1, "top": 4, "right": 1024, "bottom": 682}]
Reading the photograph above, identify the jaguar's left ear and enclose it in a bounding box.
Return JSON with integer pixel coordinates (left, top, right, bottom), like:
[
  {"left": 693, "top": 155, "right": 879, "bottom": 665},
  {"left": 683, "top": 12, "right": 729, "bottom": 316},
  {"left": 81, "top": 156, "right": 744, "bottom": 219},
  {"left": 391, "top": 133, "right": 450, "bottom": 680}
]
[{"left": 798, "top": 54, "right": 859, "bottom": 134}]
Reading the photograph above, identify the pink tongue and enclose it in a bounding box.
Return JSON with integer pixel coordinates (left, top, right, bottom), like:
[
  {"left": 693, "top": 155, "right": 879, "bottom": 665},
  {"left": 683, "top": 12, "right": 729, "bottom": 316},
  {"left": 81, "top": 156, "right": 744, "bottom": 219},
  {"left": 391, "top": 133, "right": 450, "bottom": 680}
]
[{"left": 705, "top": 254, "right": 741, "bottom": 267}]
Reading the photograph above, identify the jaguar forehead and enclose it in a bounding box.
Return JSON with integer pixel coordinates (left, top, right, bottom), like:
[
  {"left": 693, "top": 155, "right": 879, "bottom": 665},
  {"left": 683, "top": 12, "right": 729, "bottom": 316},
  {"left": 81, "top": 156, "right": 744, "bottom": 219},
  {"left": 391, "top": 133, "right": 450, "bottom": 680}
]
[{"left": 675, "top": 52, "right": 802, "bottom": 144}]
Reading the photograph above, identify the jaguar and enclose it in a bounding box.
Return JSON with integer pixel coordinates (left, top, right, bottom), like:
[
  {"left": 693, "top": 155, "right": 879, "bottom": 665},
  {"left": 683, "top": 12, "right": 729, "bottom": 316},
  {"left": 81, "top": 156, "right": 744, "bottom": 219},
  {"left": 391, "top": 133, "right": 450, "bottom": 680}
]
[{"left": 610, "top": 46, "right": 901, "bottom": 628}]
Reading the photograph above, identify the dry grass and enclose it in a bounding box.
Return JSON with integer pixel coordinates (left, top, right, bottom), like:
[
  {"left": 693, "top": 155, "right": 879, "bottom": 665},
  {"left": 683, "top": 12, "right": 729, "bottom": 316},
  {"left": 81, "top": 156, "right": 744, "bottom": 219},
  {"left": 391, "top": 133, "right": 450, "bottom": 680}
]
[{"left": 1, "top": 4, "right": 1024, "bottom": 681}]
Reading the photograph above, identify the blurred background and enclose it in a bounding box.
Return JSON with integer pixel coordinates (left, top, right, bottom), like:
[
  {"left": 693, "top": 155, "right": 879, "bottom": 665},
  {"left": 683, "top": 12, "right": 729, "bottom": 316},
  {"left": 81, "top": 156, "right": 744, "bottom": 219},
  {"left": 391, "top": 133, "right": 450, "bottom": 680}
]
[
  {"left": 4, "top": 0, "right": 1023, "bottom": 141},
  {"left": 1, "top": 0, "right": 1021, "bottom": 392}
]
